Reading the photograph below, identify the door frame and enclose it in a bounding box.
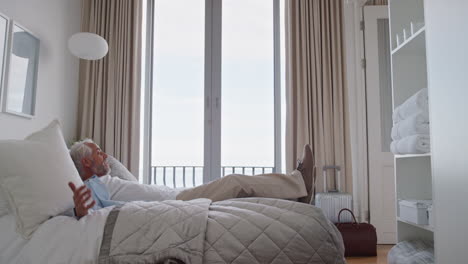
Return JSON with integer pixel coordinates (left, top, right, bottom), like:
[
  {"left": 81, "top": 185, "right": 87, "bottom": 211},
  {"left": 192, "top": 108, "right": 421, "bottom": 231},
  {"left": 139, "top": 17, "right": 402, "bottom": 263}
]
[
  {"left": 363, "top": 5, "right": 396, "bottom": 244},
  {"left": 343, "top": 0, "right": 369, "bottom": 222}
]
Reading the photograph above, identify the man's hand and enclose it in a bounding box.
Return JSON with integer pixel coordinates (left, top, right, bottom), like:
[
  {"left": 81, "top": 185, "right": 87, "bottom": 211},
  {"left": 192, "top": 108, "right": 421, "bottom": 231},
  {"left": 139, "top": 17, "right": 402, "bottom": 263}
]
[{"left": 68, "top": 182, "right": 96, "bottom": 218}]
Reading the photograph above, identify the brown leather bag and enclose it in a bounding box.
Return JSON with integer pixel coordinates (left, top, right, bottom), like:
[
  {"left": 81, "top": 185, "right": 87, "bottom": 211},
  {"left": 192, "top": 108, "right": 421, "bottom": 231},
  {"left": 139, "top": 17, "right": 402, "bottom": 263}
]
[{"left": 335, "top": 208, "right": 377, "bottom": 257}]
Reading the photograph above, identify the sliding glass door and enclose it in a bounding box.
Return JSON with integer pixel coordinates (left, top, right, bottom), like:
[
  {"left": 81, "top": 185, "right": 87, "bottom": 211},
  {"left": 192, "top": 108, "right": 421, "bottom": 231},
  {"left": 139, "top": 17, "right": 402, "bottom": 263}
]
[
  {"left": 221, "top": 0, "right": 276, "bottom": 176},
  {"left": 143, "top": 0, "right": 281, "bottom": 186},
  {"left": 150, "top": 0, "right": 205, "bottom": 187}
]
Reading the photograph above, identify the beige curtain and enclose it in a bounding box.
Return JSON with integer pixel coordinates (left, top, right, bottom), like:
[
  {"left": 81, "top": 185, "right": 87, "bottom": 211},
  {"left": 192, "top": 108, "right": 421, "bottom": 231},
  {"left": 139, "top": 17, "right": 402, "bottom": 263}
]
[
  {"left": 77, "top": 0, "right": 142, "bottom": 177},
  {"left": 285, "top": 0, "right": 352, "bottom": 194}
]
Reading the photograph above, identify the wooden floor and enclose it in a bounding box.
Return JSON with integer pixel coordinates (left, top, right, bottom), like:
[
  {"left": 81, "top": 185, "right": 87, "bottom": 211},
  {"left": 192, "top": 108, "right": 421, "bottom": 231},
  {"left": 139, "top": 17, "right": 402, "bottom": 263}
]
[{"left": 346, "top": 245, "right": 393, "bottom": 264}]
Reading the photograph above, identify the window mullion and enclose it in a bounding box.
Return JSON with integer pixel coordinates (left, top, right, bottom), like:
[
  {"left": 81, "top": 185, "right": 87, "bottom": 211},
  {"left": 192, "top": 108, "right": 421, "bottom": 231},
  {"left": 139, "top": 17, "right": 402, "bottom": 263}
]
[
  {"left": 204, "top": 0, "right": 222, "bottom": 183},
  {"left": 203, "top": 0, "right": 213, "bottom": 184},
  {"left": 273, "top": 0, "right": 282, "bottom": 173},
  {"left": 142, "top": 0, "right": 154, "bottom": 184},
  {"left": 211, "top": 0, "right": 222, "bottom": 182}
]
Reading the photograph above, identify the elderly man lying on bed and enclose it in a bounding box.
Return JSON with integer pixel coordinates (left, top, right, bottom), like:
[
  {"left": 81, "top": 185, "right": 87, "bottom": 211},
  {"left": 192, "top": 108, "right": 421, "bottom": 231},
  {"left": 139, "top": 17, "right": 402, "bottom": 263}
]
[{"left": 67, "top": 139, "right": 315, "bottom": 218}]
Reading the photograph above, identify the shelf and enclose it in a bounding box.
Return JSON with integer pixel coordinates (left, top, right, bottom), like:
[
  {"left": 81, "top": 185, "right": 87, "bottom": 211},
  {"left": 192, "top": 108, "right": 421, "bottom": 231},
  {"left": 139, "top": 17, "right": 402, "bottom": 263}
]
[
  {"left": 392, "top": 26, "right": 426, "bottom": 55},
  {"left": 398, "top": 217, "right": 434, "bottom": 232},
  {"left": 390, "top": 0, "right": 432, "bottom": 245},
  {"left": 395, "top": 153, "right": 431, "bottom": 159}
]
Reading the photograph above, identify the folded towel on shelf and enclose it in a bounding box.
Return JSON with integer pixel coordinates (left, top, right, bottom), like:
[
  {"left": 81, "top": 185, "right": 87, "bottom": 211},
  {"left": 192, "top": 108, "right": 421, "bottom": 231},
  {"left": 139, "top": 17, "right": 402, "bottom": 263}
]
[
  {"left": 388, "top": 240, "right": 434, "bottom": 264},
  {"left": 390, "top": 134, "right": 430, "bottom": 155},
  {"left": 391, "top": 111, "right": 430, "bottom": 140},
  {"left": 393, "top": 88, "right": 429, "bottom": 124}
]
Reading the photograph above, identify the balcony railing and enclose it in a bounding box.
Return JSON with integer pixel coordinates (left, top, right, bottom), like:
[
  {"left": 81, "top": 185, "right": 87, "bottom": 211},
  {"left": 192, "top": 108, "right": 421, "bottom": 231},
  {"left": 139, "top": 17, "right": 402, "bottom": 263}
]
[{"left": 150, "top": 166, "right": 275, "bottom": 188}]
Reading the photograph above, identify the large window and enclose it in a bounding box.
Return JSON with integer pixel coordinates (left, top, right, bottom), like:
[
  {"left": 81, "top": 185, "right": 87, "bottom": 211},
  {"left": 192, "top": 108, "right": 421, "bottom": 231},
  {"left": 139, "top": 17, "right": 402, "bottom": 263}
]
[{"left": 141, "top": 0, "right": 282, "bottom": 186}]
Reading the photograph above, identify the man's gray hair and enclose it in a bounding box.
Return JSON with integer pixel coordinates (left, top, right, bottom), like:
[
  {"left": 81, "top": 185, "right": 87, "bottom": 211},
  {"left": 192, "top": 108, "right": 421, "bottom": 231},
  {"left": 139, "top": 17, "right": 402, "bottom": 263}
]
[{"left": 70, "top": 138, "right": 96, "bottom": 175}]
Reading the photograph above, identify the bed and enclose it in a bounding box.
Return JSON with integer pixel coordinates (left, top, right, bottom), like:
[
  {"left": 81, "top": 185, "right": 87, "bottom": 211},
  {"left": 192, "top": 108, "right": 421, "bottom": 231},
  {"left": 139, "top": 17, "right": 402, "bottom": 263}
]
[
  {"left": 0, "top": 120, "right": 345, "bottom": 264},
  {"left": 0, "top": 198, "right": 345, "bottom": 264}
]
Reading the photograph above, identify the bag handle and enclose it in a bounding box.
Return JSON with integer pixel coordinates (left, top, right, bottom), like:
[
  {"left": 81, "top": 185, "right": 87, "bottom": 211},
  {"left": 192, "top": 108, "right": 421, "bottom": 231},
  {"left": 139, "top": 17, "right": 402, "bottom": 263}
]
[{"left": 337, "top": 208, "right": 358, "bottom": 224}]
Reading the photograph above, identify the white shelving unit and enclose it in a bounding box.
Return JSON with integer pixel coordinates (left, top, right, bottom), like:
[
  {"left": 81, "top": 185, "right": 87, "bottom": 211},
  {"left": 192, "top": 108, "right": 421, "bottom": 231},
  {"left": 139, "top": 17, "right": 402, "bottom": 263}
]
[
  {"left": 394, "top": 153, "right": 431, "bottom": 159},
  {"left": 397, "top": 217, "right": 434, "bottom": 232},
  {"left": 389, "top": 0, "right": 434, "bottom": 245}
]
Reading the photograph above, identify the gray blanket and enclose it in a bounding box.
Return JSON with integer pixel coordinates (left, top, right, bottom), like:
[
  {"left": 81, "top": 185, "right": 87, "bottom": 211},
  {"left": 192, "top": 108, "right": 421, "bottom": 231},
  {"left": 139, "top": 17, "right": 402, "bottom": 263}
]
[{"left": 98, "top": 198, "right": 345, "bottom": 264}]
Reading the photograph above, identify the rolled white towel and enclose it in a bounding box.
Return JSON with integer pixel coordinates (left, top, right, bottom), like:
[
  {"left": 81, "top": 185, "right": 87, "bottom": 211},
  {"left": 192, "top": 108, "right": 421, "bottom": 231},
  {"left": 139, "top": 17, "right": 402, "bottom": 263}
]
[
  {"left": 390, "top": 134, "right": 430, "bottom": 155},
  {"left": 391, "top": 111, "right": 430, "bottom": 140},
  {"left": 393, "top": 88, "right": 429, "bottom": 124}
]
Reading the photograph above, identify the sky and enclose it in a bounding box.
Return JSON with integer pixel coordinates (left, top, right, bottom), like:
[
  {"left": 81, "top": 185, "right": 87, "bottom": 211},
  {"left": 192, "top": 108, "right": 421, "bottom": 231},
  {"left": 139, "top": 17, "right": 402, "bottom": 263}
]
[{"left": 142, "top": 0, "right": 286, "bottom": 184}]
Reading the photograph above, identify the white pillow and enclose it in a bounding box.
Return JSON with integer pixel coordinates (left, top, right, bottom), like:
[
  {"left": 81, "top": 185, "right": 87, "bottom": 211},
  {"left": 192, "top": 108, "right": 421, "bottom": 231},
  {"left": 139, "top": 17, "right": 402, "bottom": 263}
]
[
  {"left": 0, "top": 120, "right": 83, "bottom": 238},
  {"left": 107, "top": 155, "right": 138, "bottom": 182}
]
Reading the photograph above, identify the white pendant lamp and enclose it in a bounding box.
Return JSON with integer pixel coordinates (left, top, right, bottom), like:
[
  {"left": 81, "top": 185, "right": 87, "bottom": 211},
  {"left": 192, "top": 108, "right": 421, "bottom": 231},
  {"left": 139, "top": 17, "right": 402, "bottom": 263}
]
[{"left": 68, "top": 32, "right": 108, "bottom": 60}]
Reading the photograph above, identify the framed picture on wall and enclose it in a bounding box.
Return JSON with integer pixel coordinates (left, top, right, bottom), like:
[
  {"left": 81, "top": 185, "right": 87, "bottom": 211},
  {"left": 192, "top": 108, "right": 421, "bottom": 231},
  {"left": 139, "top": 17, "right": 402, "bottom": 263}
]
[
  {"left": 2, "top": 20, "right": 40, "bottom": 118},
  {"left": 0, "top": 12, "right": 9, "bottom": 111}
]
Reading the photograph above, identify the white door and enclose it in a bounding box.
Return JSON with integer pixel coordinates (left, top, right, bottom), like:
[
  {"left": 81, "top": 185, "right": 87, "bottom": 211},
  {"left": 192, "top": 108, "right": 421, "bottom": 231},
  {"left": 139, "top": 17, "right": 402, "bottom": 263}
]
[{"left": 364, "top": 6, "right": 396, "bottom": 244}]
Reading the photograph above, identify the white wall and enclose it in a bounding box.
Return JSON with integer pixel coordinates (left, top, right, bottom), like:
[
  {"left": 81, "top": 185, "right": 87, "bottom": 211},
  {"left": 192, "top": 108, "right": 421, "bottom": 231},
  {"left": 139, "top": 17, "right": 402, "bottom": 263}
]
[
  {"left": 0, "top": 0, "right": 80, "bottom": 143},
  {"left": 425, "top": 0, "right": 468, "bottom": 262}
]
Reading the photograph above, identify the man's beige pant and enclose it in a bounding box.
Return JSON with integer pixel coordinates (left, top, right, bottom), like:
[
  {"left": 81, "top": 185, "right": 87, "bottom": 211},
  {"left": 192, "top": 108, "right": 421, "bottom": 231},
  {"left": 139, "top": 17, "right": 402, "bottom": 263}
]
[{"left": 176, "top": 170, "right": 307, "bottom": 202}]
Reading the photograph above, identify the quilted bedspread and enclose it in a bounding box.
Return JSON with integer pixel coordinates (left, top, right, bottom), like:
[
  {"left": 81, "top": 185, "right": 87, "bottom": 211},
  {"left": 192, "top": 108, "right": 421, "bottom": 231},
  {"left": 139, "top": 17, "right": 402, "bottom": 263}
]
[{"left": 98, "top": 198, "right": 345, "bottom": 264}]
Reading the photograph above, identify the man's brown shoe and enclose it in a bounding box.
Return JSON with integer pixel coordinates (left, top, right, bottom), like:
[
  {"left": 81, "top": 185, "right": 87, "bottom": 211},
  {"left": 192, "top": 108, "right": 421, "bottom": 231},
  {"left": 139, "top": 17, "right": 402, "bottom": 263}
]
[{"left": 297, "top": 144, "right": 315, "bottom": 204}]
